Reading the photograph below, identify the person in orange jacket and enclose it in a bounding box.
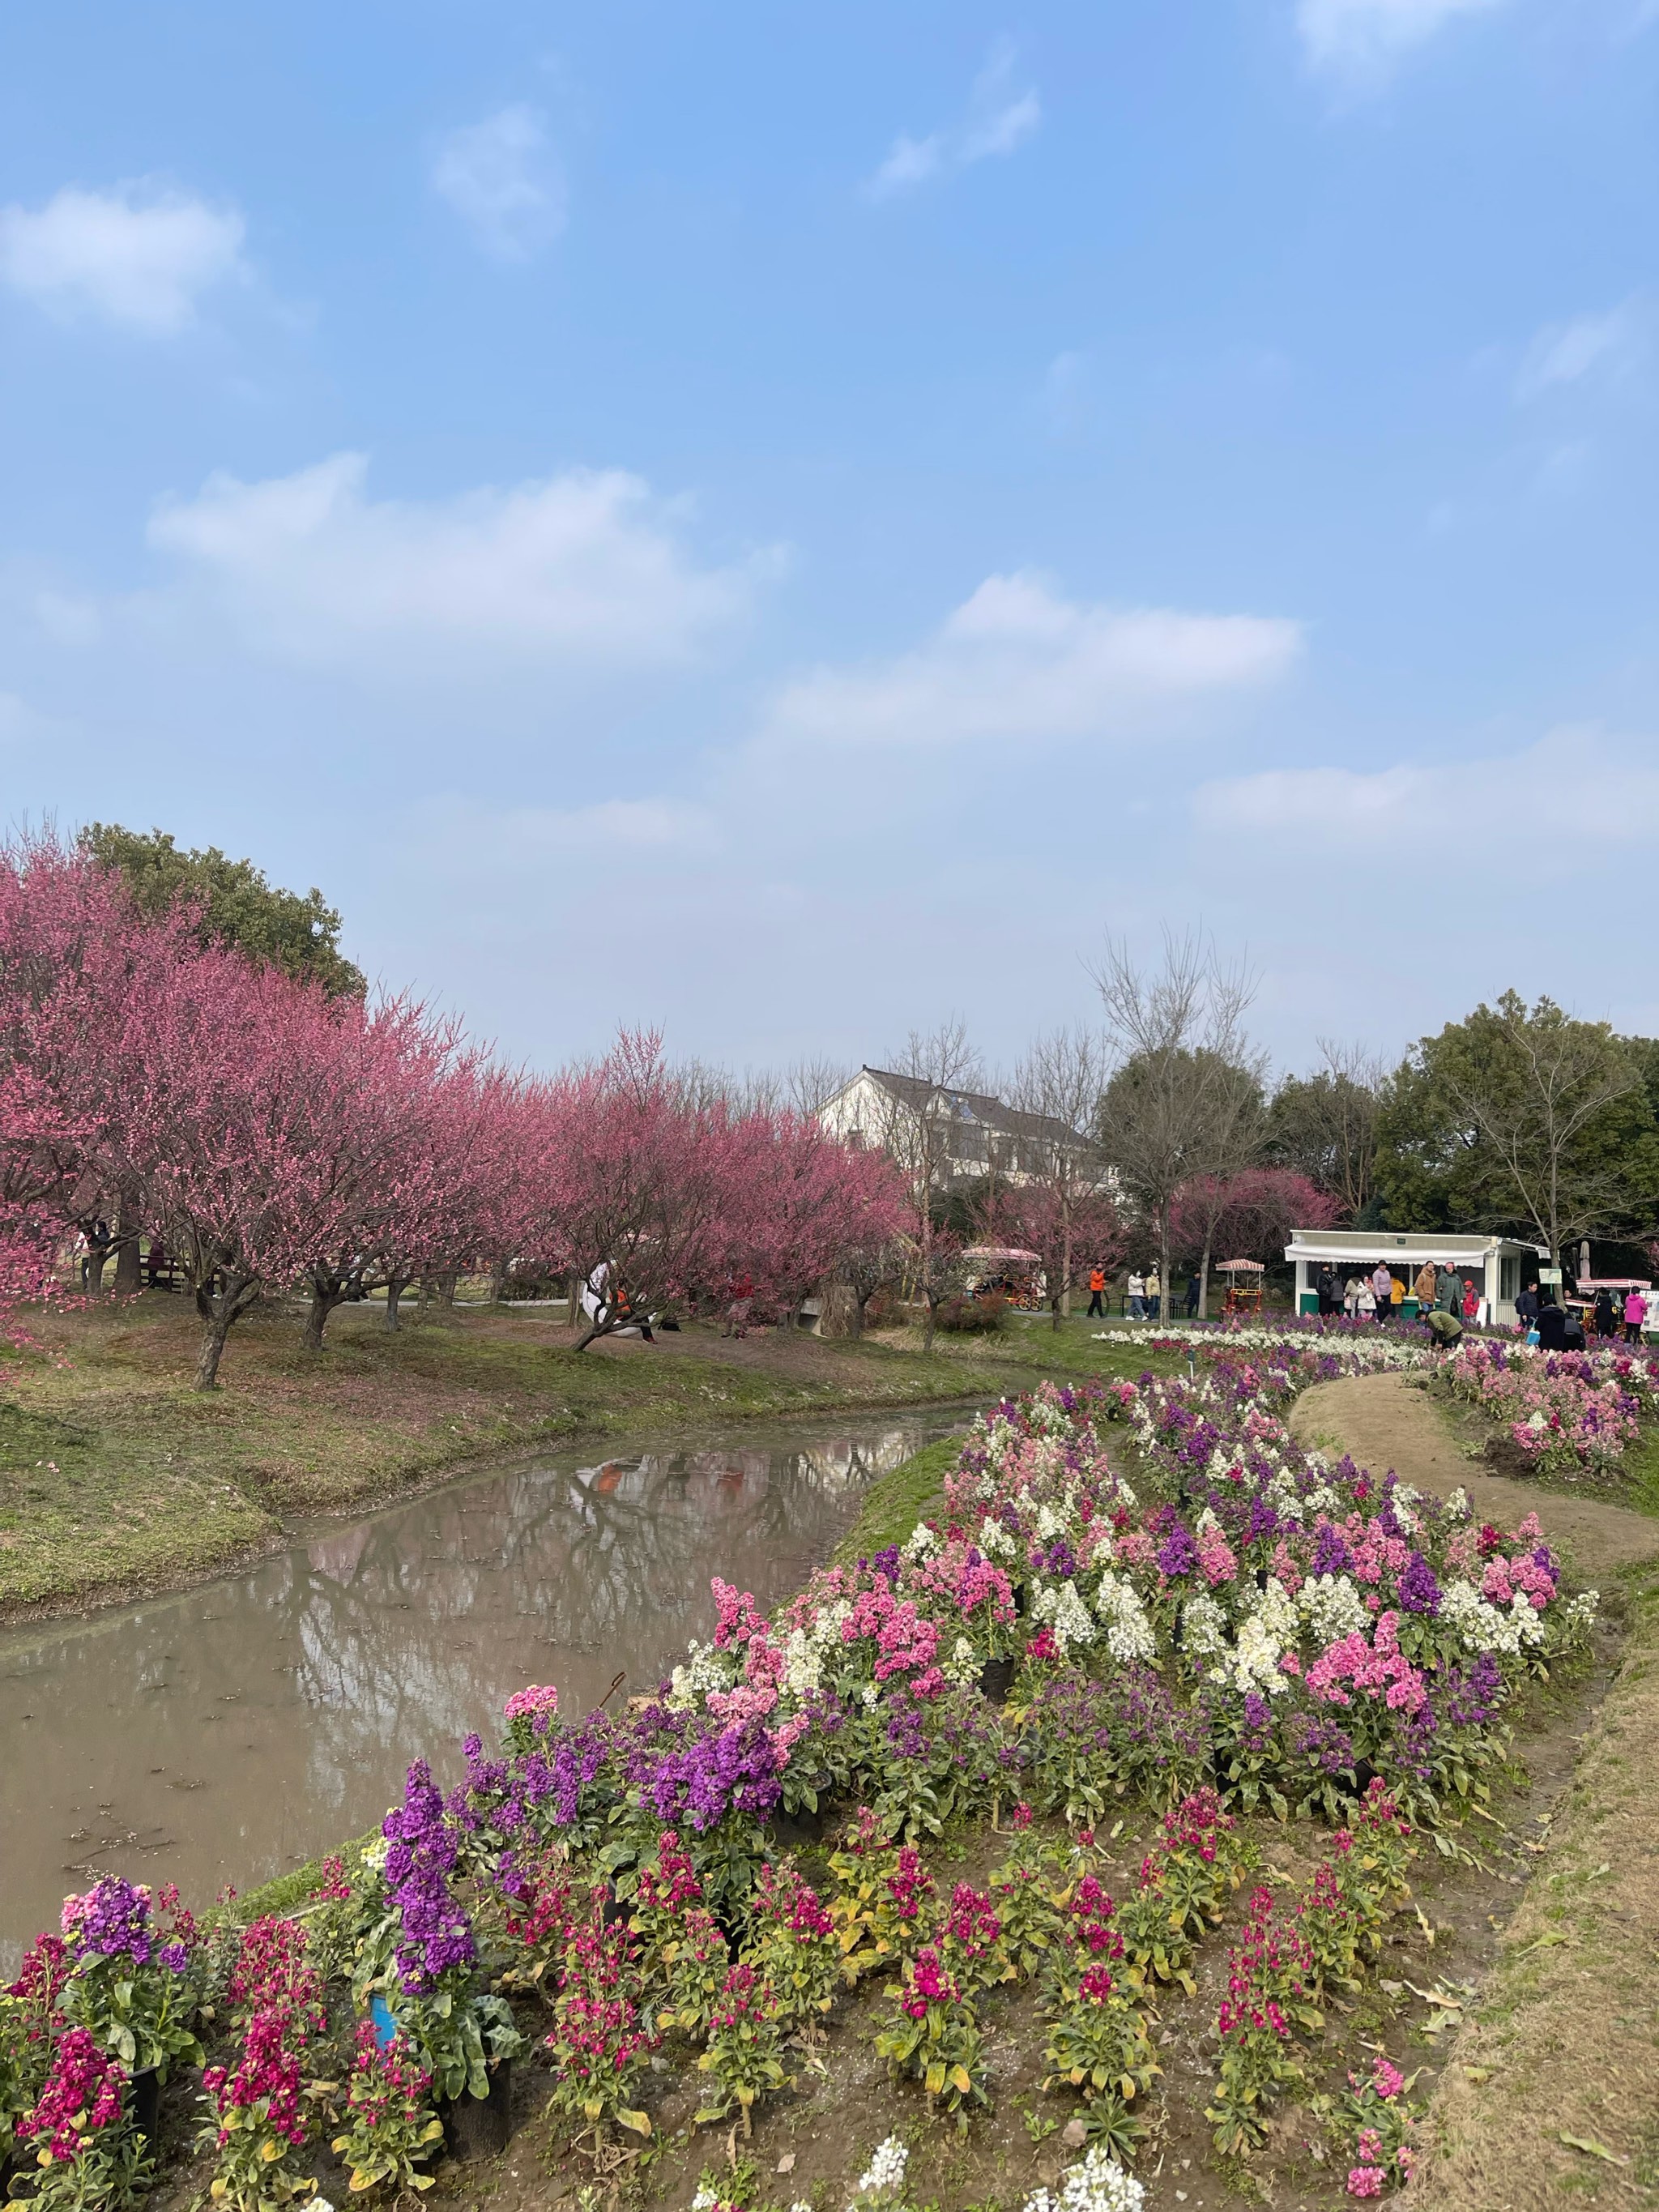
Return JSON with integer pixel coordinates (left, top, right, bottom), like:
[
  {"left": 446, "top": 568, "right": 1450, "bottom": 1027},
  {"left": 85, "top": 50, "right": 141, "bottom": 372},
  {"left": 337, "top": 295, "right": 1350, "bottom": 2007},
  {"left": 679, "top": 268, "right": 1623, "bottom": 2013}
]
[{"left": 1086, "top": 1265, "right": 1107, "bottom": 1319}]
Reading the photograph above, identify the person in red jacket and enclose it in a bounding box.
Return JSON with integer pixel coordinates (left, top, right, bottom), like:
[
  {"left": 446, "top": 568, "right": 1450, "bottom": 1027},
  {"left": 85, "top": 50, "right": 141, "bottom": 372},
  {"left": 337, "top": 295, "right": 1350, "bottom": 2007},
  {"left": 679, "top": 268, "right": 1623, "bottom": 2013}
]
[{"left": 1086, "top": 1266, "right": 1107, "bottom": 1319}]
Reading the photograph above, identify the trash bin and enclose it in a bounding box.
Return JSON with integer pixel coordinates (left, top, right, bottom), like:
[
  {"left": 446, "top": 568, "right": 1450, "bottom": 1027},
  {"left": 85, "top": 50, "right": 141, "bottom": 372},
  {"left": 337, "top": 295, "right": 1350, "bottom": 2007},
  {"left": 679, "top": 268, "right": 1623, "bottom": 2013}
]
[
  {"left": 1401, "top": 1299, "right": 1418, "bottom": 1320},
  {"left": 1299, "top": 1291, "right": 1319, "bottom": 1317}
]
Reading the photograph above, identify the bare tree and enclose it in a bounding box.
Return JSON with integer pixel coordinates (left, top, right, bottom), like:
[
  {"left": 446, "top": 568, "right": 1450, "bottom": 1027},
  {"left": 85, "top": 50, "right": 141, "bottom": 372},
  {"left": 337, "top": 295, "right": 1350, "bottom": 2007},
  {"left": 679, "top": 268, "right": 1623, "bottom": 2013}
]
[
  {"left": 784, "top": 1057, "right": 854, "bottom": 1117},
  {"left": 1171, "top": 1053, "right": 1271, "bottom": 1318},
  {"left": 1006, "top": 1028, "right": 1112, "bottom": 1326},
  {"left": 1091, "top": 933, "right": 1263, "bottom": 1323},
  {"left": 1268, "top": 1040, "right": 1387, "bottom": 1219},
  {"left": 869, "top": 1019, "right": 981, "bottom": 1349}
]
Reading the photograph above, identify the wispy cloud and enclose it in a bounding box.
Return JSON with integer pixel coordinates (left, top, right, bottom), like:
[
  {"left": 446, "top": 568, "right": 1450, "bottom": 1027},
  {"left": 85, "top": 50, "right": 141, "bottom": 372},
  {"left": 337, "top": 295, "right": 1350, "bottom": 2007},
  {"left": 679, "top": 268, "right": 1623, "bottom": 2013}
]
[
  {"left": 143, "top": 452, "right": 770, "bottom": 677},
  {"left": 431, "top": 105, "right": 565, "bottom": 261},
  {"left": 0, "top": 182, "right": 246, "bottom": 333},
  {"left": 1298, "top": 0, "right": 1508, "bottom": 79},
  {"left": 1516, "top": 299, "right": 1647, "bottom": 399},
  {"left": 1196, "top": 728, "right": 1659, "bottom": 860},
  {"left": 760, "top": 571, "right": 1300, "bottom": 751},
  {"left": 867, "top": 41, "right": 1041, "bottom": 200}
]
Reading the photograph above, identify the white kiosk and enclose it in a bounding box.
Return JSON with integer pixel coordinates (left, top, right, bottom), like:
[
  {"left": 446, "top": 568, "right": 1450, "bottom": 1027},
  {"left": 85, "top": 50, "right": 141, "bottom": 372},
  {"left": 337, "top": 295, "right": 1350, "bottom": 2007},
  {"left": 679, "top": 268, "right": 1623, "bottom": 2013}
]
[{"left": 1285, "top": 1229, "right": 1546, "bottom": 1328}]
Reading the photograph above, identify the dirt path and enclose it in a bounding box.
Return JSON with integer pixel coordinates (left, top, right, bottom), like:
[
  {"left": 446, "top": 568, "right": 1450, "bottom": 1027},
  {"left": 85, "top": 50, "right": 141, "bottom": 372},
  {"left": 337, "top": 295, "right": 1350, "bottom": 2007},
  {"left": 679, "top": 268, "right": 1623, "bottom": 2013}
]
[
  {"left": 1297, "top": 1371, "right": 1659, "bottom": 2206},
  {"left": 1291, "top": 1370, "right": 1659, "bottom": 1582}
]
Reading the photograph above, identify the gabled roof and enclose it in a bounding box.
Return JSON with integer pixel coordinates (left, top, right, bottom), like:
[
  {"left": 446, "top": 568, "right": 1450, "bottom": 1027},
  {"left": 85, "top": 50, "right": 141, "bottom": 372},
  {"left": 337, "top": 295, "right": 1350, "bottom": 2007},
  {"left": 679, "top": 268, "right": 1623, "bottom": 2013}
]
[{"left": 855, "top": 1065, "right": 1098, "bottom": 1152}]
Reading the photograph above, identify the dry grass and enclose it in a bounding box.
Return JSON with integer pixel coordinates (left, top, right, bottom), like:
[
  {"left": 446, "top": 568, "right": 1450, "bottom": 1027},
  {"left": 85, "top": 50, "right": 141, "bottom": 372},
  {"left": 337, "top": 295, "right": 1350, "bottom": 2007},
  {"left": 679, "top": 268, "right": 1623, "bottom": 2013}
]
[{"left": 1418, "top": 1564, "right": 1659, "bottom": 2208}]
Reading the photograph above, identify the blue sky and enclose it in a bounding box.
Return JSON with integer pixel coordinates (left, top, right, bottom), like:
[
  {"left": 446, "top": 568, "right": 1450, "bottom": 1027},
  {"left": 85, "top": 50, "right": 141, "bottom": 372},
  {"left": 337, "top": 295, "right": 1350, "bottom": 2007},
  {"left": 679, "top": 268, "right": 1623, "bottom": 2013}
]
[{"left": 1, "top": 0, "right": 1655, "bottom": 1078}]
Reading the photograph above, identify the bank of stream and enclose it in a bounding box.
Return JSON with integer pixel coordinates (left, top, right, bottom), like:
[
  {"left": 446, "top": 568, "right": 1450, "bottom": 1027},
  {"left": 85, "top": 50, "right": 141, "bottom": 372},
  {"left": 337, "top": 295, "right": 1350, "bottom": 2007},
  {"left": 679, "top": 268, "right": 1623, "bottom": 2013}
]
[{"left": 0, "top": 1403, "right": 978, "bottom": 1969}]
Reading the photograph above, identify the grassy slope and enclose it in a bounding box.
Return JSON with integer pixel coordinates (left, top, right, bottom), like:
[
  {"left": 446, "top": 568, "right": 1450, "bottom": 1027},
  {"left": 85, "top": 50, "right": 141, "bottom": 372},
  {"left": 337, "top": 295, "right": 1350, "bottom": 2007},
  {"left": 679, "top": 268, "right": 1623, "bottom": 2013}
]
[
  {"left": 0, "top": 1296, "right": 1039, "bottom": 1616},
  {"left": 1422, "top": 1560, "right": 1659, "bottom": 2208}
]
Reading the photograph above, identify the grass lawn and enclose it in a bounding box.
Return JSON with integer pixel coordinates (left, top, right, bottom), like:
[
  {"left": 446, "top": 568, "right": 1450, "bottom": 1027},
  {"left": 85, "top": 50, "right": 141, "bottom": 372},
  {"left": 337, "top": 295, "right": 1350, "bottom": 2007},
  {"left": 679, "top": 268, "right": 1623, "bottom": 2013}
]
[{"left": 0, "top": 1294, "right": 1175, "bottom": 1619}]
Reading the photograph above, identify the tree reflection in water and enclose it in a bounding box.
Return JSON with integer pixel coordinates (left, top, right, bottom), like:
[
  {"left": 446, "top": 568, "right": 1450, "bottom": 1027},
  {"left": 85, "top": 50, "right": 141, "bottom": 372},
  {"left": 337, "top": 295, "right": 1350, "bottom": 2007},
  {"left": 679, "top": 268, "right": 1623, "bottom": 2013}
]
[{"left": 0, "top": 1409, "right": 967, "bottom": 1969}]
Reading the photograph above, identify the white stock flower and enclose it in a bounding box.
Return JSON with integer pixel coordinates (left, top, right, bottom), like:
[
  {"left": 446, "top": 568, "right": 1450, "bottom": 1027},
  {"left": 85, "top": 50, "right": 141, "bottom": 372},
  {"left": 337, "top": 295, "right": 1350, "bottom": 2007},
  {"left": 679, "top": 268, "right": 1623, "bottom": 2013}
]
[
  {"left": 902, "top": 1521, "right": 940, "bottom": 1559},
  {"left": 1034, "top": 1578, "right": 1098, "bottom": 1654},
  {"left": 1181, "top": 1591, "right": 1228, "bottom": 1662},
  {"left": 1446, "top": 1485, "right": 1472, "bottom": 1522},
  {"left": 1095, "top": 1570, "right": 1157, "bottom": 1663},
  {"left": 977, "top": 1515, "right": 1016, "bottom": 1561},
  {"left": 943, "top": 1634, "right": 981, "bottom": 1686},
  {"left": 852, "top": 2133, "right": 909, "bottom": 2206},
  {"left": 1299, "top": 1572, "right": 1369, "bottom": 1646},
  {"left": 1020, "top": 2143, "right": 1145, "bottom": 2212}
]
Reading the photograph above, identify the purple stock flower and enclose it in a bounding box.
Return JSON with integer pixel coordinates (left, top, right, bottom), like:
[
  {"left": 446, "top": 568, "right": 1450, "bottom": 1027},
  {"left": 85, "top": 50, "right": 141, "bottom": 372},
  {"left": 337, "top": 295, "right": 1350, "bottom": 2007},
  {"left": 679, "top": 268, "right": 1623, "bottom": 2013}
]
[
  {"left": 1310, "top": 1522, "right": 1354, "bottom": 1578},
  {"left": 1397, "top": 1550, "right": 1441, "bottom": 1615},
  {"left": 382, "top": 1758, "right": 476, "bottom": 1994},
  {"left": 1287, "top": 1709, "right": 1356, "bottom": 1778},
  {"left": 71, "top": 1878, "right": 152, "bottom": 1966},
  {"left": 1156, "top": 1522, "right": 1200, "bottom": 1578},
  {"left": 868, "top": 1546, "right": 902, "bottom": 1586}
]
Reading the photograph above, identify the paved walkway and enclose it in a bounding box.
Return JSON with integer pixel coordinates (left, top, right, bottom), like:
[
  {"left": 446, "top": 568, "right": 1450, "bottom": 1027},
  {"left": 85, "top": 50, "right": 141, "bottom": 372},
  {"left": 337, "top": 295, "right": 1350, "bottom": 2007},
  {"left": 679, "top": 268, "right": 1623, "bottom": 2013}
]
[{"left": 1290, "top": 1370, "right": 1659, "bottom": 1582}]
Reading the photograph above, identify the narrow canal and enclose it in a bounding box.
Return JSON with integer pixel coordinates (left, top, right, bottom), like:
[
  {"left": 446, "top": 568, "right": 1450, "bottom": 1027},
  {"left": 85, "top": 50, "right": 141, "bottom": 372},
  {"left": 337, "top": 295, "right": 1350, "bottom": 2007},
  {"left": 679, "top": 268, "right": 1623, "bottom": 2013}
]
[{"left": 0, "top": 1405, "right": 976, "bottom": 1966}]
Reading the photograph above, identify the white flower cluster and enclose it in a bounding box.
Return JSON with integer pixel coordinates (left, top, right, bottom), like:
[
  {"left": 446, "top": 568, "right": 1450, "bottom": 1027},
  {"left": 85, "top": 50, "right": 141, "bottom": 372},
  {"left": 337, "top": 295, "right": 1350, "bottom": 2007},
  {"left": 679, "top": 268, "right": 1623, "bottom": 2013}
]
[
  {"left": 1445, "top": 1485, "right": 1472, "bottom": 1522},
  {"left": 781, "top": 1626, "right": 822, "bottom": 1699},
  {"left": 1439, "top": 1580, "right": 1546, "bottom": 1657},
  {"left": 902, "top": 1521, "right": 940, "bottom": 1560},
  {"left": 1218, "top": 1579, "right": 1298, "bottom": 1697},
  {"left": 669, "top": 1638, "right": 736, "bottom": 1706},
  {"left": 1299, "top": 1571, "right": 1370, "bottom": 1646},
  {"left": 942, "top": 1634, "right": 982, "bottom": 1687},
  {"left": 1564, "top": 1590, "right": 1600, "bottom": 1630},
  {"left": 1095, "top": 1569, "right": 1158, "bottom": 1663},
  {"left": 977, "top": 1515, "right": 1017, "bottom": 1562},
  {"left": 1020, "top": 2145, "right": 1145, "bottom": 2212},
  {"left": 1182, "top": 1591, "right": 1229, "bottom": 1663},
  {"left": 361, "top": 1834, "right": 390, "bottom": 1873},
  {"left": 1035, "top": 1501, "right": 1066, "bottom": 1541},
  {"left": 1032, "top": 1578, "right": 1097, "bottom": 1654},
  {"left": 848, "top": 2133, "right": 910, "bottom": 2208}
]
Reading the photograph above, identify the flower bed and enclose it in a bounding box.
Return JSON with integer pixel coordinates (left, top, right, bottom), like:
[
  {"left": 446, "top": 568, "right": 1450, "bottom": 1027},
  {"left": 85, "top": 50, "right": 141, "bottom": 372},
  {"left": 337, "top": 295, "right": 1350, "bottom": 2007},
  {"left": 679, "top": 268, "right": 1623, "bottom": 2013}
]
[
  {"left": 0, "top": 1336, "right": 1602, "bottom": 2210},
  {"left": 1441, "top": 1337, "right": 1657, "bottom": 1473}
]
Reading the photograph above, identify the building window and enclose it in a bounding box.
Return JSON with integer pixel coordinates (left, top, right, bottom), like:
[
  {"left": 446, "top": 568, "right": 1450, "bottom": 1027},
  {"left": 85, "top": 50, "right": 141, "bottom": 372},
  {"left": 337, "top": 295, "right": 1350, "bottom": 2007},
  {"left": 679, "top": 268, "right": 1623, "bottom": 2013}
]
[{"left": 1499, "top": 1257, "right": 1518, "bottom": 1300}]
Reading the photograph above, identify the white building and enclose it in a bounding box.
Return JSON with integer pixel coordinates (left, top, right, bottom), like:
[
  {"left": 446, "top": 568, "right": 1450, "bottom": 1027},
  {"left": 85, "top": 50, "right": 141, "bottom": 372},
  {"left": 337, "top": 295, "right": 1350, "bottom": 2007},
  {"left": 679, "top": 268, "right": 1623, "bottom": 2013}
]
[
  {"left": 818, "top": 1065, "right": 1114, "bottom": 1194},
  {"left": 1285, "top": 1228, "right": 1546, "bottom": 1326}
]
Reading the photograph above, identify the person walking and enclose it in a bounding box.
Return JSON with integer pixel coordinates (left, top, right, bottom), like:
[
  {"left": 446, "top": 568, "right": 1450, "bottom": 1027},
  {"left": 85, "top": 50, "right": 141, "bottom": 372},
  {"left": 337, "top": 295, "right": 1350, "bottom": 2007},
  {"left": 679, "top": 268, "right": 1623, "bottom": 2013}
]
[
  {"left": 1435, "top": 1264, "right": 1461, "bottom": 1314},
  {"left": 1515, "top": 1282, "right": 1539, "bottom": 1333},
  {"left": 1128, "top": 1268, "right": 1145, "bottom": 1321},
  {"left": 1593, "top": 1287, "right": 1617, "bottom": 1339},
  {"left": 1086, "top": 1266, "right": 1107, "bottom": 1320},
  {"left": 1316, "top": 1265, "right": 1338, "bottom": 1317},
  {"left": 1391, "top": 1273, "right": 1404, "bottom": 1317},
  {"left": 1413, "top": 1262, "right": 1438, "bottom": 1314},
  {"left": 1357, "top": 1279, "right": 1376, "bottom": 1321},
  {"left": 1371, "top": 1262, "right": 1393, "bottom": 1323},
  {"left": 1462, "top": 1279, "right": 1481, "bottom": 1326},
  {"left": 1343, "top": 1275, "right": 1361, "bottom": 1320},
  {"left": 1185, "top": 1271, "right": 1201, "bottom": 1317},
  {"left": 1145, "top": 1266, "right": 1161, "bottom": 1321},
  {"left": 1626, "top": 1287, "right": 1649, "bottom": 1345}
]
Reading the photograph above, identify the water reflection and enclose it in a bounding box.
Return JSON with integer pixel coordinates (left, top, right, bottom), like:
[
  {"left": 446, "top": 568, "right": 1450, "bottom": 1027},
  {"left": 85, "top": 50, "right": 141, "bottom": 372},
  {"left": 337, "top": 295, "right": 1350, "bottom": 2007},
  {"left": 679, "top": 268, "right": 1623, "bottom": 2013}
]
[{"left": 0, "top": 1410, "right": 968, "bottom": 1966}]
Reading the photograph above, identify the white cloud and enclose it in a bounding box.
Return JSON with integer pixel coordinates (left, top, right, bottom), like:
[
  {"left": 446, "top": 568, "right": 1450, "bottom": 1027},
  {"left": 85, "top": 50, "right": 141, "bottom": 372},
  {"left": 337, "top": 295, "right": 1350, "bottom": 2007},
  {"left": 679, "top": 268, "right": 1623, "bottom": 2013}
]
[
  {"left": 432, "top": 105, "right": 565, "bottom": 261},
  {"left": 761, "top": 571, "right": 1300, "bottom": 750},
  {"left": 143, "top": 452, "right": 767, "bottom": 674},
  {"left": 1196, "top": 728, "right": 1659, "bottom": 858},
  {"left": 0, "top": 182, "right": 246, "bottom": 333},
  {"left": 1516, "top": 300, "right": 1646, "bottom": 399},
  {"left": 868, "top": 40, "right": 1042, "bottom": 199},
  {"left": 1298, "top": 0, "right": 1507, "bottom": 75}
]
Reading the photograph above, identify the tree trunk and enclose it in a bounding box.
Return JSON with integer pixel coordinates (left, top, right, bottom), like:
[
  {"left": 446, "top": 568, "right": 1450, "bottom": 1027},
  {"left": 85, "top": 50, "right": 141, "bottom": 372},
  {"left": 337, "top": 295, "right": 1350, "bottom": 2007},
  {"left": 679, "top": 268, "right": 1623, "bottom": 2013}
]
[
  {"left": 384, "top": 1271, "right": 410, "bottom": 1331},
  {"left": 1159, "top": 1206, "right": 1173, "bottom": 1336},
  {"left": 1060, "top": 1219, "right": 1073, "bottom": 1322},
  {"left": 566, "top": 1270, "right": 582, "bottom": 1331},
  {"left": 112, "top": 1234, "right": 141, "bottom": 1297},
  {"left": 194, "top": 1275, "right": 257, "bottom": 1390},
  {"left": 196, "top": 1309, "right": 233, "bottom": 1390},
  {"left": 84, "top": 1248, "right": 108, "bottom": 1294},
  {"left": 489, "top": 1257, "right": 509, "bottom": 1305},
  {"left": 923, "top": 1292, "right": 937, "bottom": 1352},
  {"left": 303, "top": 1283, "right": 348, "bottom": 1351},
  {"left": 1198, "top": 1231, "right": 1214, "bottom": 1322},
  {"left": 573, "top": 1322, "right": 601, "bottom": 1352}
]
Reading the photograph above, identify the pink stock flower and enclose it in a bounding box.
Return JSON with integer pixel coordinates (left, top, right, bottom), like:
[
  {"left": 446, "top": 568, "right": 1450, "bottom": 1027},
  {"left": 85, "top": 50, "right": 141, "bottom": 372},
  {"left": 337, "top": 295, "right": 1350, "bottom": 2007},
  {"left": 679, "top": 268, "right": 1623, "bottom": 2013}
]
[{"left": 1346, "top": 2167, "right": 1385, "bottom": 2198}]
